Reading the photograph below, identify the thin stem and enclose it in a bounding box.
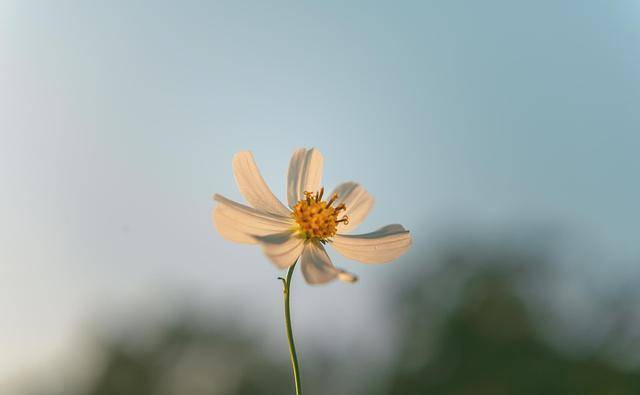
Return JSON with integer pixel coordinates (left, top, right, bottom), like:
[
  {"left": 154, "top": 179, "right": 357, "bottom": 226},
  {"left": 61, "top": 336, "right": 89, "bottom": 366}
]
[{"left": 280, "top": 261, "right": 303, "bottom": 395}]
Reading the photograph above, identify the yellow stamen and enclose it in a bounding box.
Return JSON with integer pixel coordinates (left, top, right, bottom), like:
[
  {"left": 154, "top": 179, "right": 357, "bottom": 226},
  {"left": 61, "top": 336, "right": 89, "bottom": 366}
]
[
  {"left": 316, "top": 187, "right": 324, "bottom": 202},
  {"left": 292, "top": 188, "right": 348, "bottom": 241},
  {"left": 326, "top": 192, "right": 338, "bottom": 206}
]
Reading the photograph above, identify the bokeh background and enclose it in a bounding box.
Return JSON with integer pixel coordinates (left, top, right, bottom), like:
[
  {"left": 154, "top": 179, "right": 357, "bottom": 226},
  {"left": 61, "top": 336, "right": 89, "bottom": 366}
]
[{"left": 2, "top": 1, "right": 640, "bottom": 394}]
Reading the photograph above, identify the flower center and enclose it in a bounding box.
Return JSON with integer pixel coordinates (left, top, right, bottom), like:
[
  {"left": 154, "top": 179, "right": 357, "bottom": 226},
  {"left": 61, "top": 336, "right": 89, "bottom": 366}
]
[{"left": 292, "top": 188, "right": 349, "bottom": 241}]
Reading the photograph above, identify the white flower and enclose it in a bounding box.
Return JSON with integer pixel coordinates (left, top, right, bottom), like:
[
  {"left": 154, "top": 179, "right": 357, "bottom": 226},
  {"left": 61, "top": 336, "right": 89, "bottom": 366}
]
[{"left": 212, "top": 148, "right": 412, "bottom": 284}]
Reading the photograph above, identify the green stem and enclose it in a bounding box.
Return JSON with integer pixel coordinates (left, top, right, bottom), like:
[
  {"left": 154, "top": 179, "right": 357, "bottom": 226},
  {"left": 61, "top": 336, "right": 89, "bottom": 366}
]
[{"left": 279, "top": 261, "right": 303, "bottom": 395}]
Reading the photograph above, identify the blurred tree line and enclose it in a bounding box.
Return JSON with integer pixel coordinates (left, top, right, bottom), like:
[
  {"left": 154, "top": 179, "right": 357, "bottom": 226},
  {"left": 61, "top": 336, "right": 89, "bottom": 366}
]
[
  {"left": 386, "top": 244, "right": 640, "bottom": 395},
  {"left": 29, "top": 237, "right": 640, "bottom": 395}
]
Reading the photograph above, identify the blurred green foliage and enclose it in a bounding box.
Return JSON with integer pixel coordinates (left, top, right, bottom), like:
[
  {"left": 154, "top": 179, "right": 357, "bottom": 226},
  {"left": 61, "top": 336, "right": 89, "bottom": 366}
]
[
  {"left": 82, "top": 322, "right": 291, "bottom": 395},
  {"left": 387, "top": 249, "right": 640, "bottom": 395},
  {"left": 33, "top": 241, "right": 640, "bottom": 395}
]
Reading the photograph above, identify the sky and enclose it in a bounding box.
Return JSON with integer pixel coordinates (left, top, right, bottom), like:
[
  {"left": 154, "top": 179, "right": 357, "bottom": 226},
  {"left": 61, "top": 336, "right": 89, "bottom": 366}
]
[{"left": 1, "top": 0, "right": 639, "bottom": 390}]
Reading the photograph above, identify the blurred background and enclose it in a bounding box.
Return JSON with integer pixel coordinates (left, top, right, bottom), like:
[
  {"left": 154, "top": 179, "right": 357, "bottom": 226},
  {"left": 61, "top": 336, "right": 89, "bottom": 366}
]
[{"left": 2, "top": 1, "right": 640, "bottom": 394}]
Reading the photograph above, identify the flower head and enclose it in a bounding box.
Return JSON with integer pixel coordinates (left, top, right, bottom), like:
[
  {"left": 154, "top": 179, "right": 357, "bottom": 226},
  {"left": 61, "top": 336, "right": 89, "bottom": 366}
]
[{"left": 212, "top": 148, "right": 412, "bottom": 284}]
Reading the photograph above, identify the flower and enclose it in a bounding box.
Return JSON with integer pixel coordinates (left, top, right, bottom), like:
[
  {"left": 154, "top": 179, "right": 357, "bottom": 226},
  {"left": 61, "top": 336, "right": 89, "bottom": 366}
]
[{"left": 212, "top": 148, "right": 412, "bottom": 284}]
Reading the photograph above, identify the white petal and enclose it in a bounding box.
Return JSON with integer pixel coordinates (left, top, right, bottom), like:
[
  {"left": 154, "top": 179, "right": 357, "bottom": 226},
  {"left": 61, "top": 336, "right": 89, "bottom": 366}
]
[
  {"left": 233, "top": 151, "right": 291, "bottom": 217},
  {"left": 330, "top": 182, "right": 374, "bottom": 233},
  {"left": 287, "top": 148, "right": 323, "bottom": 208},
  {"left": 212, "top": 194, "right": 294, "bottom": 244},
  {"left": 300, "top": 241, "right": 358, "bottom": 285},
  {"left": 254, "top": 232, "right": 304, "bottom": 269},
  {"left": 331, "top": 224, "right": 412, "bottom": 264}
]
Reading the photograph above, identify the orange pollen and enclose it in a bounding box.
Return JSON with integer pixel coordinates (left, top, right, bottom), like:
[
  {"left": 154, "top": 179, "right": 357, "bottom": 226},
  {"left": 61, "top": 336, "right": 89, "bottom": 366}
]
[{"left": 292, "top": 188, "right": 349, "bottom": 240}]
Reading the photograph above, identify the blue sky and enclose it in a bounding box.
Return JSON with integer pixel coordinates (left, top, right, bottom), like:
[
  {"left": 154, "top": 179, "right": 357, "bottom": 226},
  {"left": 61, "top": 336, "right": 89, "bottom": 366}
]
[{"left": 1, "top": 1, "right": 639, "bottom": 389}]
